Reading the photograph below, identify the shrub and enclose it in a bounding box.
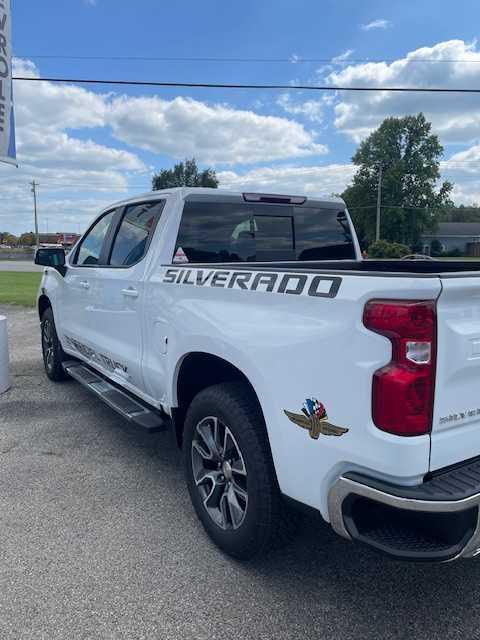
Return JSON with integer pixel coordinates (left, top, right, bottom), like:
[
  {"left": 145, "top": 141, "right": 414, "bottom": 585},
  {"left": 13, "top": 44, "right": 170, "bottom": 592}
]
[
  {"left": 366, "top": 240, "right": 411, "bottom": 259},
  {"left": 430, "top": 239, "right": 443, "bottom": 257},
  {"left": 443, "top": 248, "right": 463, "bottom": 258}
]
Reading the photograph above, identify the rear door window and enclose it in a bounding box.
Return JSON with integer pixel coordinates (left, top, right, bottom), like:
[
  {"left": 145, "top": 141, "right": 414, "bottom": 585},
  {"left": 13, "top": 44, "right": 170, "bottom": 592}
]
[
  {"left": 174, "top": 200, "right": 355, "bottom": 263},
  {"left": 109, "top": 200, "right": 165, "bottom": 267}
]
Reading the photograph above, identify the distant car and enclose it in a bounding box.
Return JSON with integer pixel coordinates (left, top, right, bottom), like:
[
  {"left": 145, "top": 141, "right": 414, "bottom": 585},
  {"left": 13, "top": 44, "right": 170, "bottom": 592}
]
[{"left": 401, "top": 253, "right": 435, "bottom": 260}]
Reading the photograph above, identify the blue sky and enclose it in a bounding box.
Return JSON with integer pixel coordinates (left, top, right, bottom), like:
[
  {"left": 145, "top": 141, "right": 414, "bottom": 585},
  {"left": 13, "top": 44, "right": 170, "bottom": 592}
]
[{"left": 2, "top": 0, "right": 480, "bottom": 234}]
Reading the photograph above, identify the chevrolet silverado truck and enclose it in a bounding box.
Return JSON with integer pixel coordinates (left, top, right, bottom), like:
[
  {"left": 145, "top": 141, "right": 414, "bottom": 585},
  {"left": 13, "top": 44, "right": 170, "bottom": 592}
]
[{"left": 35, "top": 187, "right": 480, "bottom": 562}]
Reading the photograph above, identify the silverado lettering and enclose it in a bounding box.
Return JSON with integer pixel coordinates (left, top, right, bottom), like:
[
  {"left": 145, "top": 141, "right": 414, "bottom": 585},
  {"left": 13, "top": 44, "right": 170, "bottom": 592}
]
[{"left": 162, "top": 267, "right": 341, "bottom": 299}]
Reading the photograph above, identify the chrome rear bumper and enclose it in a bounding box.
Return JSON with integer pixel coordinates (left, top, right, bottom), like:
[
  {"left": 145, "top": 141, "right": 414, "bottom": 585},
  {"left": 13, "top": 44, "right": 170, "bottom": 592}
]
[{"left": 328, "top": 468, "right": 480, "bottom": 561}]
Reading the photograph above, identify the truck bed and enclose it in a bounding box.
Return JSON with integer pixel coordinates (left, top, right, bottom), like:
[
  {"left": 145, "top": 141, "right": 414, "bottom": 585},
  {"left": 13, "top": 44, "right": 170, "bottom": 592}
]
[{"left": 186, "top": 259, "right": 480, "bottom": 275}]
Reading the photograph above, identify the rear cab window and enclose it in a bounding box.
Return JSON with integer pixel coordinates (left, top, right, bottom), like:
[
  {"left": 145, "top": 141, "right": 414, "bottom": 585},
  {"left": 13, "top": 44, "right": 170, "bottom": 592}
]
[{"left": 174, "top": 198, "right": 355, "bottom": 264}]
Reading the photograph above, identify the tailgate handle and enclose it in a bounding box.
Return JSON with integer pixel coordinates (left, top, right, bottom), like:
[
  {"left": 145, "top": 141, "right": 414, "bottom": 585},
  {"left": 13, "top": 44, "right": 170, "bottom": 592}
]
[
  {"left": 121, "top": 287, "right": 139, "bottom": 298},
  {"left": 79, "top": 280, "right": 90, "bottom": 289}
]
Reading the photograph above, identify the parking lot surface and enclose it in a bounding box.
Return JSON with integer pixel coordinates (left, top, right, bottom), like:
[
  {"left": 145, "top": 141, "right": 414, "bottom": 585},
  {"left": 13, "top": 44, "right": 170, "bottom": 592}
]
[
  {"left": 0, "top": 261, "right": 42, "bottom": 272},
  {"left": 1, "top": 303, "right": 480, "bottom": 639}
]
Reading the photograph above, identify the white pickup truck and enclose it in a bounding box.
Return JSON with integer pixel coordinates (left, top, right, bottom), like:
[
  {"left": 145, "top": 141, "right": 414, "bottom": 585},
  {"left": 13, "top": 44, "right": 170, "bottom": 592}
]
[{"left": 35, "top": 187, "right": 480, "bottom": 562}]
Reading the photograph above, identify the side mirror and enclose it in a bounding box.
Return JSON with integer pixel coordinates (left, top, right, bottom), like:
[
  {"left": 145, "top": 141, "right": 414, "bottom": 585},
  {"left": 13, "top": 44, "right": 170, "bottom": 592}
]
[{"left": 34, "top": 247, "right": 66, "bottom": 273}]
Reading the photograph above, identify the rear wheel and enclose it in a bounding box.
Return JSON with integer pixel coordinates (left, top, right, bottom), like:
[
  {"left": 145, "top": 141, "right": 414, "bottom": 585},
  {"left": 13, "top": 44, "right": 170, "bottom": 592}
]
[
  {"left": 41, "top": 307, "right": 70, "bottom": 381},
  {"left": 183, "top": 382, "right": 297, "bottom": 560}
]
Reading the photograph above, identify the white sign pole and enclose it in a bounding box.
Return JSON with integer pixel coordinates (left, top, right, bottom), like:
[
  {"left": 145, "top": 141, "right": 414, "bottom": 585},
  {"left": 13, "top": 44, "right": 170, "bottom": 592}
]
[
  {"left": 0, "top": 316, "right": 10, "bottom": 394},
  {"left": 0, "top": 0, "right": 16, "bottom": 167}
]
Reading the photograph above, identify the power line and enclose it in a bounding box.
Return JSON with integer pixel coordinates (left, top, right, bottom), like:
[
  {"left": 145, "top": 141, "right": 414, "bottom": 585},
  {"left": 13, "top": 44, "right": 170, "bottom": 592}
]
[
  {"left": 11, "top": 76, "right": 480, "bottom": 93},
  {"left": 15, "top": 54, "right": 480, "bottom": 65}
]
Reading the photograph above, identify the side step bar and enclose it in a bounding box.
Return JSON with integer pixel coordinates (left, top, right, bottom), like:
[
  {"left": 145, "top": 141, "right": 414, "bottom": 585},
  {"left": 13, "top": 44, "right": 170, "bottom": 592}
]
[{"left": 62, "top": 360, "right": 169, "bottom": 433}]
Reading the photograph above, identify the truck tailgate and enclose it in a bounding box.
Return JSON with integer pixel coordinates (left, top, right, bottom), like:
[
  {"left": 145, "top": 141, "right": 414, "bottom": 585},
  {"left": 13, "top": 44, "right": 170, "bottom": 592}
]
[{"left": 431, "top": 275, "right": 480, "bottom": 470}]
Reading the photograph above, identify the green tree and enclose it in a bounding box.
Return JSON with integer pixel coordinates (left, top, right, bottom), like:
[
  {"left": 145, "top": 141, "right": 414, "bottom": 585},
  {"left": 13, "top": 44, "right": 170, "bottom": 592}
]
[
  {"left": 152, "top": 158, "right": 219, "bottom": 190},
  {"left": 342, "top": 114, "right": 453, "bottom": 249},
  {"left": 0, "top": 232, "right": 17, "bottom": 246},
  {"left": 19, "top": 232, "right": 36, "bottom": 246}
]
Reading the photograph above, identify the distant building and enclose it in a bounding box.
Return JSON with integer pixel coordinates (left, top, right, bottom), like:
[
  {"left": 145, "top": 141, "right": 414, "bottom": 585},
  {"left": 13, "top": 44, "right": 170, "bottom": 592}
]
[
  {"left": 38, "top": 233, "right": 80, "bottom": 249},
  {"left": 422, "top": 223, "right": 480, "bottom": 256}
]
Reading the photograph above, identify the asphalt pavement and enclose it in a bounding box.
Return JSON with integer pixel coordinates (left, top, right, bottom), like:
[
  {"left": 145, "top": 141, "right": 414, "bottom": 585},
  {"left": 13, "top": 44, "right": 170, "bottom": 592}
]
[
  {"left": 1, "top": 303, "right": 480, "bottom": 639},
  {"left": 0, "top": 260, "right": 43, "bottom": 272}
]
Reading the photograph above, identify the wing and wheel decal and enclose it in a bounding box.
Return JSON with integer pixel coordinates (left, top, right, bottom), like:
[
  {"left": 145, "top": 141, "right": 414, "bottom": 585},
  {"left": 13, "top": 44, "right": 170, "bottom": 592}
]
[{"left": 284, "top": 399, "right": 349, "bottom": 440}]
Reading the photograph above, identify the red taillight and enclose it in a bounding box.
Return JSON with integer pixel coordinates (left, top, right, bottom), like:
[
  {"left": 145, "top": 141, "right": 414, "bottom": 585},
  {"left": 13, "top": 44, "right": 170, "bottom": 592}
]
[{"left": 363, "top": 300, "right": 437, "bottom": 437}]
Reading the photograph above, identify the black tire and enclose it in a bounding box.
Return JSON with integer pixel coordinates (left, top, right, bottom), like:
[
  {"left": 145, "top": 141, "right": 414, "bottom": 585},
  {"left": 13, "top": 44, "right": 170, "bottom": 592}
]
[
  {"left": 40, "top": 307, "right": 70, "bottom": 381},
  {"left": 183, "top": 382, "right": 297, "bottom": 560}
]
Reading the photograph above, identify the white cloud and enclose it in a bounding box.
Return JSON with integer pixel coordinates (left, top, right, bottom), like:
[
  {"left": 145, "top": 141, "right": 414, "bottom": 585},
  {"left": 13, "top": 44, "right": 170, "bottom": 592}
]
[
  {"left": 444, "top": 144, "right": 480, "bottom": 170},
  {"left": 0, "top": 196, "right": 123, "bottom": 238},
  {"left": 218, "top": 164, "right": 355, "bottom": 197},
  {"left": 219, "top": 159, "right": 480, "bottom": 209},
  {"left": 315, "top": 50, "right": 355, "bottom": 83},
  {"left": 328, "top": 39, "right": 480, "bottom": 143},
  {"left": 277, "top": 93, "right": 324, "bottom": 123},
  {"left": 13, "top": 60, "right": 327, "bottom": 166},
  {"left": 445, "top": 168, "right": 480, "bottom": 205},
  {"left": 108, "top": 95, "right": 328, "bottom": 163},
  {"left": 360, "top": 19, "right": 391, "bottom": 31},
  {"left": 1, "top": 59, "right": 147, "bottom": 234},
  {"left": 439, "top": 145, "right": 480, "bottom": 205},
  {"left": 0, "top": 148, "right": 147, "bottom": 234},
  {"left": 2, "top": 58, "right": 334, "bottom": 233},
  {"left": 449, "top": 183, "right": 480, "bottom": 206},
  {"left": 17, "top": 129, "right": 144, "bottom": 172},
  {"left": 12, "top": 58, "right": 38, "bottom": 78},
  {"left": 10, "top": 59, "right": 146, "bottom": 177},
  {"left": 0, "top": 172, "right": 133, "bottom": 235},
  {"left": 332, "top": 49, "right": 354, "bottom": 65},
  {"left": 13, "top": 59, "right": 108, "bottom": 131}
]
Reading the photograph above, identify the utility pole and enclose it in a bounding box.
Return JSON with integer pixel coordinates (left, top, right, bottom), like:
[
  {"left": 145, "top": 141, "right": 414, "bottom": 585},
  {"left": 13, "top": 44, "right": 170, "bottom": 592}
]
[
  {"left": 375, "top": 164, "right": 383, "bottom": 242},
  {"left": 31, "top": 180, "right": 39, "bottom": 248}
]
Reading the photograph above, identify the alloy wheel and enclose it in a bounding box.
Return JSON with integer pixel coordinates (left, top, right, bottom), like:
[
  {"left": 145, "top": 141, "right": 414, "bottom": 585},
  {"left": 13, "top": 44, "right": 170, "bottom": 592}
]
[
  {"left": 42, "top": 320, "right": 54, "bottom": 372},
  {"left": 191, "top": 416, "right": 248, "bottom": 530}
]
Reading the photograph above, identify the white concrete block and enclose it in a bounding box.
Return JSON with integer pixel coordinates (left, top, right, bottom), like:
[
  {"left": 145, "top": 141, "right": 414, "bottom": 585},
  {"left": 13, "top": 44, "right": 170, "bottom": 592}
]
[{"left": 0, "top": 316, "right": 10, "bottom": 394}]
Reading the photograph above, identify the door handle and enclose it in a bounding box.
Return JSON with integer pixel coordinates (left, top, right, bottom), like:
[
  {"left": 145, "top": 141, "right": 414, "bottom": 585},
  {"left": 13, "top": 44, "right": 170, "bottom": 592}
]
[
  {"left": 121, "top": 287, "right": 139, "bottom": 298},
  {"left": 79, "top": 280, "right": 90, "bottom": 289}
]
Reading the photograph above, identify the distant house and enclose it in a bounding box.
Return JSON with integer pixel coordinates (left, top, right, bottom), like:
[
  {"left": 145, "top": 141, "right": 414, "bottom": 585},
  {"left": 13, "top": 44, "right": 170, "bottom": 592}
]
[{"left": 421, "top": 223, "right": 480, "bottom": 256}]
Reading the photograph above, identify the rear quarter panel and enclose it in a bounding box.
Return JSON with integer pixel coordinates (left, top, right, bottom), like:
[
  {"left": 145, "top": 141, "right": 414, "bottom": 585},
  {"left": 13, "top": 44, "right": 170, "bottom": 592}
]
[{"left": 145, "top": 264, "right": 441, "bottom": 519}]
